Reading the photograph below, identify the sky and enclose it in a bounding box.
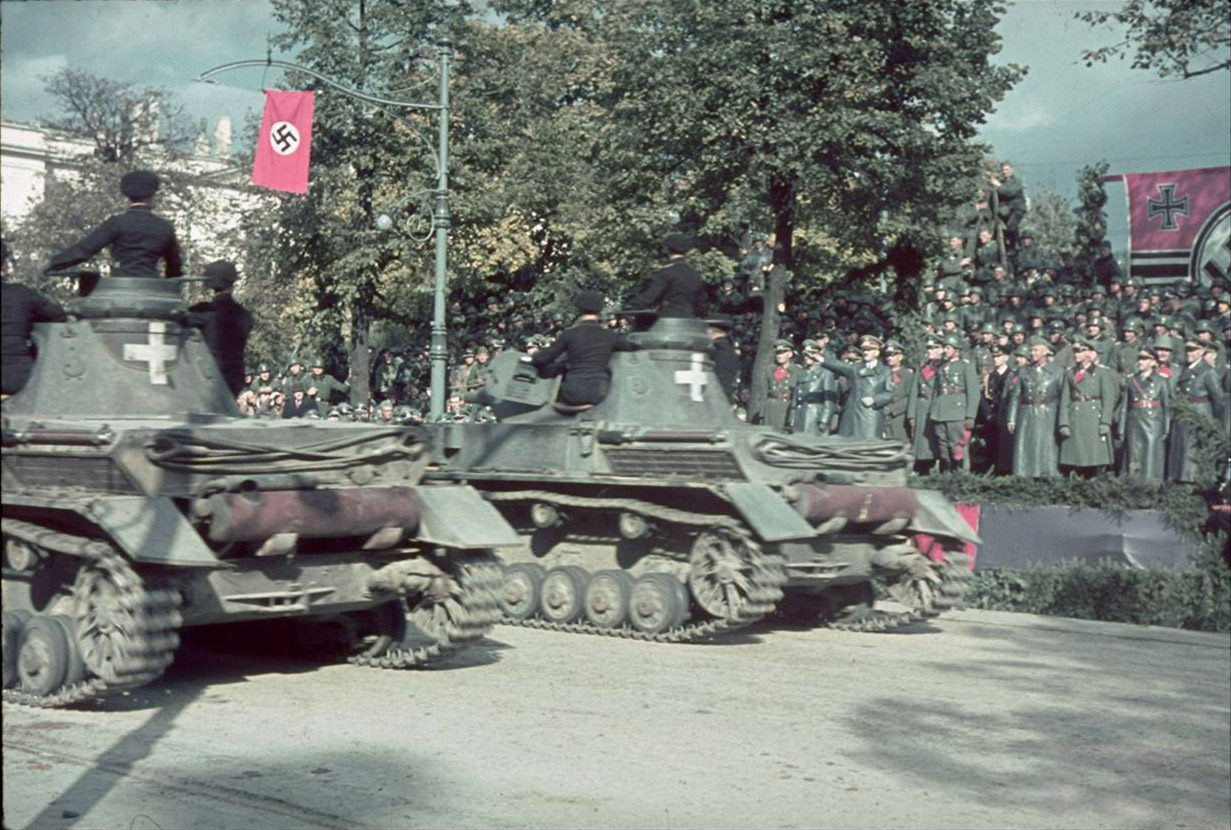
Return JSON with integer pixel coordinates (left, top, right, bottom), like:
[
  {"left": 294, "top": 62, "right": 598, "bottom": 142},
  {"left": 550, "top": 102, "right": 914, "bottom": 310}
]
[{"left": 2, "top": 0, "right": 1229, "bottom": 254}]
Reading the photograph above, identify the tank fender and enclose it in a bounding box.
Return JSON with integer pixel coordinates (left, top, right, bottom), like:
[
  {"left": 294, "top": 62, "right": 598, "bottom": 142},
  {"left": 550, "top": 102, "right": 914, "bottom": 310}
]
[
  {"left": 911, "top": 489, "right": 981, "bottom": 546},
  {"left": 414, "top": 485, "right": 521, "bottom": 549},
  {"left": 723, "top": 482, "right": 819, "bottom": 542},
  {"left": 86, "top": 495, "right": 222, "bottom": 566}
]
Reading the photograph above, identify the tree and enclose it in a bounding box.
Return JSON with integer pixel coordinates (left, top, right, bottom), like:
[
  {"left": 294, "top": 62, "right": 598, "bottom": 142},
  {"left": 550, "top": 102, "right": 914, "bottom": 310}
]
[
  {"left": 1021, "top": 185, "right": 1077, "bottom": 262},
  {"left": 1073, "top": 161, "right": 1111, "bottom": 284},
  {"left": 40, "top": 68, "right": 195, "bottom": 162},
  {"left": 1077, "top": 0, "right": 1231, "bottom": 80}
]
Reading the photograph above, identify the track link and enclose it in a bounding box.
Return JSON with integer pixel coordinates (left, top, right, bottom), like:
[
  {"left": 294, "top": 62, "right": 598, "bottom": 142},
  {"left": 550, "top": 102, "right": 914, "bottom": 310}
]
[{"left": 2, "top": 519, "right": 182, "bottom": 709}]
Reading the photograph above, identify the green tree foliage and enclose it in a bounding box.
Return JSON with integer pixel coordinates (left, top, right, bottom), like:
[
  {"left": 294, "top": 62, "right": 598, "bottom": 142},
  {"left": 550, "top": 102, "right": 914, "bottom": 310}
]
[
  {"left": 1073, "top": 161, "right": 1110, "bottom": 284},
  {"left": 1021, "top": 185, "right": 1077, "bottom": 261},
  {"left": 1077, "top": 0, "right": 1231, "bottom": 80}
]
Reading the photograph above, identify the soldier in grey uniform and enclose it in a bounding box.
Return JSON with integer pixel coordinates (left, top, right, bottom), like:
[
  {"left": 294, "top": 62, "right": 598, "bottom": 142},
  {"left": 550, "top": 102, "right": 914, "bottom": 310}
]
[
  {"left": 764, "top": 340, "right": 800, "bottom": 432},
  {"left": 928, "top": 333, "right": 981, "bottom": 471},
  {"left": 1166, "top": 337, "right": 1228, "bottom": 483},
  {"left": 789, "top": 339, "right": 838, "bottom": 436},
  {"left": 306, "top": 356, "right": 350, "bottom": 416},
  {"left": 1007, "top": 337, "right": 1063, "bottom": 478},
  {"left": 882, "top": 340, "right": 913, "bottom": 444},
  {"left": 821, "top": 335, "right": 896, "bottom": 439},
  {"left": 907, "top": 338, "right": 944, "bottom": 471},
  {"left": 1117, "top": 347, "right": 1171, "bottom": 481},
  {"left": 1058, "top": 336, "right": 1119, "bottom": 476}
]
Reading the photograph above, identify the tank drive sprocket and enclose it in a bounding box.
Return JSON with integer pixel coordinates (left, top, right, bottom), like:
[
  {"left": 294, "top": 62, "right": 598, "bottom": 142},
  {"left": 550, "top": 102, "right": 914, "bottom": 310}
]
[{"left": 2, "top": 519, "right": 182, "bottom": 709}]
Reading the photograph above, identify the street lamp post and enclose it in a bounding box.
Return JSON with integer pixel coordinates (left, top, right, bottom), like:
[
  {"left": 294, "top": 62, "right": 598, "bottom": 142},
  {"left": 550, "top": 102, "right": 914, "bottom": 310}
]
[{"left": 196, "top": 46, "right": 452, "bottom": 418}]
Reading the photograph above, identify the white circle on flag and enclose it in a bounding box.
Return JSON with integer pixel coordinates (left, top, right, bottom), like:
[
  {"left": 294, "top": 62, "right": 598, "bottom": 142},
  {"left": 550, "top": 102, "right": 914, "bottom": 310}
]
[{"left": 269, "top": 121, "right": 301, "bottom": 156}]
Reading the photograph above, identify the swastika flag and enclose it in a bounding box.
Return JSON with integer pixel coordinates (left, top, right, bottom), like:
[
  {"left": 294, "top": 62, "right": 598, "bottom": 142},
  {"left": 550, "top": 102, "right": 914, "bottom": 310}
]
[{"left": 252, "top": 90, "right": 314, "bottom": 194}]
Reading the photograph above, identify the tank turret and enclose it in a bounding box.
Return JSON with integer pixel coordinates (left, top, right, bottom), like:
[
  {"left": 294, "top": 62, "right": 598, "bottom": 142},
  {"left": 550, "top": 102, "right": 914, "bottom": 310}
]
[
  {"left": 2, "top": 276, "right": 518, "bottom": 706},
  {"left": 429, "top": 317, "right": 978, "bottom": 640}
]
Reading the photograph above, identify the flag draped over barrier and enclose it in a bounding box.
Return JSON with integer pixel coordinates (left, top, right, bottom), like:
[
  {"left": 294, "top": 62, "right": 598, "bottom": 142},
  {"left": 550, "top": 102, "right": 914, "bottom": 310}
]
[
  {"left": 252, "top": 90, "right": 315, "bottom": 194},
  {"left": 1117, "top": 166, "right": 1230, "bottom": 285}
]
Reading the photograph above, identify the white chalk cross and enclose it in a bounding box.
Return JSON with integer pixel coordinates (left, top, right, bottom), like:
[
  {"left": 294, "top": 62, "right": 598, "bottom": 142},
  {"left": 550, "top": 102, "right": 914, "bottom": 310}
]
[
  {"left": 674, "top": 353, "right": 708, "bottom": 402},
  {"left": 123, "top": 321, "right": 178, "bottom": 385}
]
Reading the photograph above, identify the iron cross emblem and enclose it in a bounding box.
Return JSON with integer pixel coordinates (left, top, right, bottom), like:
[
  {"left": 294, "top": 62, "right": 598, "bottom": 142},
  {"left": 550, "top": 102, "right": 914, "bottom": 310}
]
[
  {"left": 674, "top": 353, "right": 708, "bottom": 402},
  {"left": 1147, "top": 184, "right": 1189, "bottom": 231},
  {"left": 123, "top": 321, "right": 178, "bottom": 385}
]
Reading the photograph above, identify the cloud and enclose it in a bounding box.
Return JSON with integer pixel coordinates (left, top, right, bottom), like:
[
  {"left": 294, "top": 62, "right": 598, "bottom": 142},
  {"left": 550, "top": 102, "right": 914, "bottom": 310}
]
[{"left": 985, "top": 99, "right": 1057, "bottom": 132}]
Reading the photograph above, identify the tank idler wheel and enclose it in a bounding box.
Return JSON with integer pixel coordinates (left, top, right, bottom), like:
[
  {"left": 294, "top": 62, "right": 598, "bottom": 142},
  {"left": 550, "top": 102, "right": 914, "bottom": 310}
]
[
  {"left": 18, "top": 615, "right": 71, "bottom": 697},
  {"left": 539, "top": 566, "right": 589, "bottom": 624},
  {"left": 3, "top": 610, "right": 32, "bottom": 689},
  {"left": 51, "top": 614, "right": 88, "bottom": 687},
  {"left": 628, "top": 573, "right": 688, "bottom": 635},
  {"left": 583, "top": 570, "right": 635, "bottom": 629},
  {"left": 500, "top": 563, "right": 547, "bottom": 621}
]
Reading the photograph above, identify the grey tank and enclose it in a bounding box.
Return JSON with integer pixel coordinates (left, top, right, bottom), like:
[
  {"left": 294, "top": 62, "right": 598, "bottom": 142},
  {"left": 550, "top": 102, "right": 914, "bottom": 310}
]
[
  {"left": 1, "top": 277, "right": 518, "bottom": 707},
  {"left": 427, "top": 317, "right": 981, "bottom": 642}
]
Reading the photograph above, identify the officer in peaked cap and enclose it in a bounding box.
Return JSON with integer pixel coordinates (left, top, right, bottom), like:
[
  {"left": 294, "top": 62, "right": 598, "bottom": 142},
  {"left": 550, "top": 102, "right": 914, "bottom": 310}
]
[
  {"left": 626, "top": 233, "right": 707, "bottom": 320},
  {"left": 929, "top": 332, "right": 980, "bottom": 471},
  {"left": 46, "top": 169, "right": 183, "bottom": 279}
]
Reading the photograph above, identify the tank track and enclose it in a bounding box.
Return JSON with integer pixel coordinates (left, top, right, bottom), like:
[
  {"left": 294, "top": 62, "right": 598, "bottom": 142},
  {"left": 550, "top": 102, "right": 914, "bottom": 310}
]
[
  {"left": 347, "top": 554, "right": 503, "bottom": 669},
  {"left": 484, "top": 490, "right": 787, "bottom": 642},
  {"left": 2, "top": 519, "right": 182, "bottom": 709},
  {"left": 825, "top": 550, "right": 973, "bottom": 633}
]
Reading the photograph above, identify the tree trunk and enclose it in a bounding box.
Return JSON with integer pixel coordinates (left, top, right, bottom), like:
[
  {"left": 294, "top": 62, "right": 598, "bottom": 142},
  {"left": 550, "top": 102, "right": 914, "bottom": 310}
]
[
  {"left": 350, "top": 304, "right": 372, "bottom": 405},
  {"left": 749, "top": 264, "right": 788, "bottom": 425}
]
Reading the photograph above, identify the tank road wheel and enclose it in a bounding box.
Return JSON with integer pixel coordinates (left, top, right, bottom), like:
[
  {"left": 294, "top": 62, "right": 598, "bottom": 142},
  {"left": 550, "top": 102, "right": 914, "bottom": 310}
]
[
  {"left": 628, "top": 573, "right": 687, "bottom": 635},
  {"left": 3, "top": 611, "right": 32, "bottom": 689},
  {"left": 17, "top": 616, "right": 70, "bottom": 696},
  {"left": 688, "top": 527, "right": 778, "bottom": 624},
  {"left": 51, "top": 614, "right": 88, "bottom": 687},
  {"left": 583, "top": 570, "right": 634, "bottom": 629},
  {"left": 539, "top": 566, "right": 589, "bottom": 625},
  {"left": 500, "top": 563, "right": 547, "bottom": 621}
]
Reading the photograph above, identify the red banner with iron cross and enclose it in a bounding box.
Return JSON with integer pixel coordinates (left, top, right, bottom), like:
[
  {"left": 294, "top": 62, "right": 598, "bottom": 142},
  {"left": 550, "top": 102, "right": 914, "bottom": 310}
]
[
  {"left": 252, "top": 90, "right": 315, "bottom": 194},
  {"left": 1117, "top": 166, "right": 1230, "bottom": 285}
]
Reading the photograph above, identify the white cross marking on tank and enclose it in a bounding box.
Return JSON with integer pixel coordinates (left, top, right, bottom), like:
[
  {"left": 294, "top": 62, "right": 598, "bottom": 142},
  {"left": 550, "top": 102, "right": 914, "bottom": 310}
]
[
  {"left": 674, "top": 353, "right": 708, "bottom": 402},
  {"left": 123, "top": 321, "right": 178, "bottom": 385}
]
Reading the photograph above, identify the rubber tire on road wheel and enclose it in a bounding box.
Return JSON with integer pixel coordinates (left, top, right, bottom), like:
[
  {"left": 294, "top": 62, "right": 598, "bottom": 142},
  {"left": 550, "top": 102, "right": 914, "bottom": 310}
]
[
  {"left": 583, "top": 570, "right": 634, "bottom": 629},
  {"left": 501, "top": 563, "right": 547, "bottom": 621},
  {"left": 18, "top": 615, "right": 71, "bottom": 697},
  {"left": 539, "top": 566, "right": 589, "bottom": 624},
  {"left": 2, "top": 610, "right": 32, "bottom": 689},
  {"left": 628, "top": 573, "right": 686, "bottom": 635}
]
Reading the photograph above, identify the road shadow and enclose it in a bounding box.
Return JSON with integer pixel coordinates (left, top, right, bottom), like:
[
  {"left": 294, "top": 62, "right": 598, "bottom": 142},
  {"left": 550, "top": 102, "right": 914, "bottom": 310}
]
[{"left": 839, "top": 618, "right": 1231, "bottom": 827}]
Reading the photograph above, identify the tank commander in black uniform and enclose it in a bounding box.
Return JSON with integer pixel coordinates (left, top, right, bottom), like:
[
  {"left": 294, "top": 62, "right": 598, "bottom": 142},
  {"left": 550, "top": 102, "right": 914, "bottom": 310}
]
[
  {"left": 45, "top": 170, "right": 183, "bottom": 279},
  {"left": 2, "top": 239, "right": 69, "bottom": 398},
  {"left": 626, "top": 233, "right": 707, "bottom": 319},
  {"left": 706, "top": 314, "right": 740, "bottom": 402},
  {"left": 526, "top": 290, "right": 639, "bottom": 408},
  {"left": 187, "top": 261, "right": 253, "bottom": 396}
]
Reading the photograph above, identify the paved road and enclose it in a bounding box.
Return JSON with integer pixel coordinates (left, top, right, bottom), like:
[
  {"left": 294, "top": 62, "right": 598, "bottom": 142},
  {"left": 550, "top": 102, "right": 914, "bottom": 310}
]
[{"left": 4, "top": 609, "right": 1229, "bottom": 830}]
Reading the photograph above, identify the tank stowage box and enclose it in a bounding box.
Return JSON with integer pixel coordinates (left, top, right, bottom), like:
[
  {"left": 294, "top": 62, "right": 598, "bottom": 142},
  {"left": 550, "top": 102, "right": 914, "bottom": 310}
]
[
  {"left": 2, "top": 277, "right": 518, "bottom": 707},
  {"left": 426, "top": 317, "right": 980, "bottom": 643}
]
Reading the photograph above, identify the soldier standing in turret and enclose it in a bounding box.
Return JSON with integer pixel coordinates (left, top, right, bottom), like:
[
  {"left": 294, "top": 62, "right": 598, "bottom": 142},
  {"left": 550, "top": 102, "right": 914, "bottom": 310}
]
[
  {"left": 2, "top": 239, "right": 68, "bottom": 398},
  {"left": 46, "top": 170, "right": 183, "bottom": 279},
  {"left": 626, "top": 233, "right": 707, "bottom": 319}
]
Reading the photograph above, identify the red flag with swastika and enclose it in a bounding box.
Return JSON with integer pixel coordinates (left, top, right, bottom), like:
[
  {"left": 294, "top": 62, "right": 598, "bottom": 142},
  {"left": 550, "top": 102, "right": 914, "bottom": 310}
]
[{"left": 252, "top": 90, "right": 314, "bottom": 194}]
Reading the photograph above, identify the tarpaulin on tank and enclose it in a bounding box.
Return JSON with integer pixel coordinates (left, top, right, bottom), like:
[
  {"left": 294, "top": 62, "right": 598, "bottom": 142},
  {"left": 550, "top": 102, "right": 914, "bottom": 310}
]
[{"left": 973, "top": 505, "right": 1197, "bottom": 569}]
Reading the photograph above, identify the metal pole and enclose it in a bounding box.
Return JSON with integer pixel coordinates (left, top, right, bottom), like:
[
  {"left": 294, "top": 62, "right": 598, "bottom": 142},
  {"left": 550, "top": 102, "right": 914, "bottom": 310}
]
[{"left": 429, "top": 37, "right": 451, "bottom": 421}]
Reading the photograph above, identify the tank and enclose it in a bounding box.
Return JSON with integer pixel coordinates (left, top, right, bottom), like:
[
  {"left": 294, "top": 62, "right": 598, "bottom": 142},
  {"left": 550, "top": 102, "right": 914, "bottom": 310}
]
[
  {"left": 426, "top": 317, "right": 980, "bottom": 642},
  {"left": 1, "top": 277, "right": 519, "bottom": 707}
]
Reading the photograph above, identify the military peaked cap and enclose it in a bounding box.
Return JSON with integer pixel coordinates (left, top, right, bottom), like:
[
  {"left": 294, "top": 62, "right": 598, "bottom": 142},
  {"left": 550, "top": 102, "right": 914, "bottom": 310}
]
[{"left": 120, "top": 170, "right": 160, "bottom": 200}]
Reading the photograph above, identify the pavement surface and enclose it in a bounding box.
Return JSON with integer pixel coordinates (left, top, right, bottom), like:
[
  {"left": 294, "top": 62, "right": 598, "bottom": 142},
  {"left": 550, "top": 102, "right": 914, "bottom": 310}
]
[{"left": 3, "top": 609, "right": 1229, "bottom": 830}]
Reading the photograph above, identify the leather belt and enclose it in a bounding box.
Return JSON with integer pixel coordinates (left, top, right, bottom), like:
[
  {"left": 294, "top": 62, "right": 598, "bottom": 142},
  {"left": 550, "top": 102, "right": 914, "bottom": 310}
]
[
  {"left": 1188, "top": 396, "right": 1211, "bottom": 404},
  {"left": 1020, "top": 398, "right": 1054, "bottom": 405},
  {"left": 1131, "top": 400, "right": 1163, "bottom": 409},
  {"left": 1073, "top": 396, "right": 1103, "bottom": 402}
]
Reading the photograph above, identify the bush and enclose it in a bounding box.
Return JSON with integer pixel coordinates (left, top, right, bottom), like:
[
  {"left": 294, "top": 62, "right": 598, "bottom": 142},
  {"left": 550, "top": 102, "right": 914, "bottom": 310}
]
[{"left": 911, "top": 471, "right": 1230, "bottom": 632}]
